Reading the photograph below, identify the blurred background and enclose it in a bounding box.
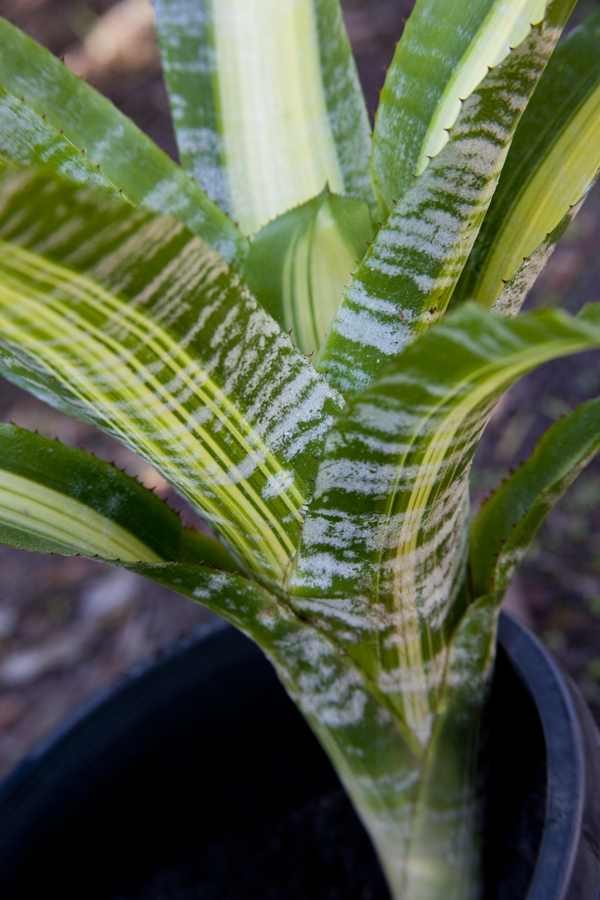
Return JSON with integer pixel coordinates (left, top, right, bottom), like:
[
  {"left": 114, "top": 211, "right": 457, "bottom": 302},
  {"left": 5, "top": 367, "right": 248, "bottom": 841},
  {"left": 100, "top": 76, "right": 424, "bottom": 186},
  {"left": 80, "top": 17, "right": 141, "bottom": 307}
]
[{"left": 0, "top": 0, "right": 598, "bottom": 780}]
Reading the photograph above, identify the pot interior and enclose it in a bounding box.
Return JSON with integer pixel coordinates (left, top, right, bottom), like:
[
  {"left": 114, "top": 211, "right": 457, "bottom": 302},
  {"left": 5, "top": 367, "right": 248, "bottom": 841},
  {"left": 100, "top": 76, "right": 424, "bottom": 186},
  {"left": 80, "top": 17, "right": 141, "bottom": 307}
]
[{"left": 0, "top": 624, "right": 546, "bottom": 900}]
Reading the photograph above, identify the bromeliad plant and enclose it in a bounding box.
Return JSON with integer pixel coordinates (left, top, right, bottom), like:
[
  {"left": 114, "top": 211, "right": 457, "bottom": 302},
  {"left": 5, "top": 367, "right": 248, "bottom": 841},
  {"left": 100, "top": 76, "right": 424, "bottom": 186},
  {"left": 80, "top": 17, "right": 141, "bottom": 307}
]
[{"left": 0, "top": 0, "right": 599, "bottom": 896}]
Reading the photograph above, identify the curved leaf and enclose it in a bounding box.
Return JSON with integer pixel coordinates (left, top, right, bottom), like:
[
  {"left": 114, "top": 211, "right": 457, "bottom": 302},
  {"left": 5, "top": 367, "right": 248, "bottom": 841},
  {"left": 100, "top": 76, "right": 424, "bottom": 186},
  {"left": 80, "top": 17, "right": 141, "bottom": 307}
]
[
  {"left": 471, "top": 397, "right": 600, "bottom": 598},
  {"left": 0, "top": 16, "right": 246, "bottom": 264},
  {"left": 455, "top": 9, "right": 600, "bottom": 308},
  {"left": 315, "top": 2, "right": 570, "bottom": 393},
  {"left": 243, "top": 189, "right": 373, "bottom": 355},
  {"left": 154, "top": 0, "right": 374, "bottom": 236},
  {"left": 371, "top": 0, "right": 556, "bottom": 217},
  {"left": 125, "top": 558, "right": 422, "bottom": 899},
  {"left": 0, "top": 165, "right": 343, "bottom": 586},
  {"left": 0, "top": 422, "right": 234, "bottom": 567},
  {"left": 0, "top": 87, "right": 122, "bottom": 200},
  {"left": 490, "top": 183, "right": 595, "bottom": 317},
  {"left": 292, "top": 303, "right": 600, "bottom": 739}
]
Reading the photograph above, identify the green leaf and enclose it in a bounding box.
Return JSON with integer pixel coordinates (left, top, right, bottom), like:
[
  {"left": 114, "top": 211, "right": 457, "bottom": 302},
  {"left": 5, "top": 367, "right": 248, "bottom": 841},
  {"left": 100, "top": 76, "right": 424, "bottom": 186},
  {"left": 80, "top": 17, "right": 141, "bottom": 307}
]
[
  {"left": 454, "top": 9, "right": 600, "bottom": 309},
  {"left": 315, "top": 0, "right": 570, "bottom": 393},
  {"left": 291, "top": 303, "right": 600, "bottom": 740},
  {"left": 371, "top": 0, "right": 557, "bottom": 218},
  {"left": 0, "top": 87, "right": 123, "bottom": 200},
  {"left": 124, "top": 558, "right": 423, "bottom": 899},
  {"left": 0, "top": 16, "right": 247, "bottom": 264},
  {"left": 0, "top": 165, "right": 344, "bottom": 587},
  {"left": 403, "top": 594, "right": 498, "bottom": 900},
  {"left": 489, "top": 184, "right": 595, "bottom": 317},
  {"left": 471, "top": 397, "right": 600, "bottom": 598},
  {"left": 0, "top": 422, "right": 234, "bottom": 568},
  {"left": 0, "top": 414, "right": 423, "bottom": 900},
  {"left": 154, "top": 0, "right": 375, "bottom": 236},
  {"left": 243, "top": 189, "right": 373, "bottom": 355}
]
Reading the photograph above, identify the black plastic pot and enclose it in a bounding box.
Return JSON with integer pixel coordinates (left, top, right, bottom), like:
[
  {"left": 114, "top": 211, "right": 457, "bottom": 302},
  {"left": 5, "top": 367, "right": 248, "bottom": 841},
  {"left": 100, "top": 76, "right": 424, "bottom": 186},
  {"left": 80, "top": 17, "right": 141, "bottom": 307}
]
[{"left": 0, "top": 611, "right": 598, "bottom": 899}]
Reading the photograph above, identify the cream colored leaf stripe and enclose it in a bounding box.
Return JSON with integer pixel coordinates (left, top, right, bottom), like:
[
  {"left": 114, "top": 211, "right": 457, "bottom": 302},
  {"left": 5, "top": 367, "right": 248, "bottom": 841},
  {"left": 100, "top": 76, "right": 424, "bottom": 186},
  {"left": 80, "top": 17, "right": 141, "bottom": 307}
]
[
  {"left": 155, "top": 0, "right": 373, "bottom": 237},
  {"left": 0, "top": 469, "right": 161, "bottom": 562},
  {"left": 0, "top": 242, "right": 304, "bottom": 582},
  {"left": 315, "top": 13, "right": 563, "bottom": 394},
  {"left": 371, "top": 0, "right": 552, "bottom": 215},
  {"left": 292, "top": 306, "right": 600, "bottom": 736}
]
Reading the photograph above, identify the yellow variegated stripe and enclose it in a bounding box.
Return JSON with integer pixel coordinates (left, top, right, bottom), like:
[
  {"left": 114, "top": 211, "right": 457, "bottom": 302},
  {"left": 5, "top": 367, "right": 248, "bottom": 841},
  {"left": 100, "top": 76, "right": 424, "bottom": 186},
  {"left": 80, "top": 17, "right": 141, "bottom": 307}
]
[
  {"left": 317, "top": 13, "right": 564, "bottom": 393},
  {"left": 414, "top": 0, "right": 547, "bottom": 175},
  {"left": 212, "top": 0, "right": 343, "bottom": 235},
  {"left": 393, "top": 331, "right": 600, "bottom": 583},
  {"left": 282, "top": 197, "right": 369, "bottom": 355},
  {"left": 370, "top": 0, "right": 564, "bottom": 217},
  {"left": 293, "top": 306, "right": 600, "bottom": 743},
  {"left": 0, "top": 469, "right": 161, "bottom": 561},
  {"left": 473, "top": 79, "right": 600, "bottom": 305},
  {"left": 0, "top": 242, "right": 304, "bottom": 581},
  {"left": 385, "top": 332, "right": 598, "bottom": 730}
]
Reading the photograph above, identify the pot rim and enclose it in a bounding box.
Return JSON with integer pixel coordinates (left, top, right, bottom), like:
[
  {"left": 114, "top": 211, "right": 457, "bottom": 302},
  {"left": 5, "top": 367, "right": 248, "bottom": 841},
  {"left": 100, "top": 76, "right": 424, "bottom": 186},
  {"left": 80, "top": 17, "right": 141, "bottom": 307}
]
[{"left": 498, "top": 612, "right": 586, "bottom": 900}]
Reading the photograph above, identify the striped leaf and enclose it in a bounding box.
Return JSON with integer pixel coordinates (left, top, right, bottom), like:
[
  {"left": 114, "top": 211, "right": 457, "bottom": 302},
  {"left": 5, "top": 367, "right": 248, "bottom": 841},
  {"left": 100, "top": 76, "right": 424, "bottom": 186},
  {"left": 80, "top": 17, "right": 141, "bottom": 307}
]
[
  {"left": 314, "top": 0, "right": 572, "bottom": 394},
  {"left": 0, "top": 87, "right": 123, "bottom": 200},
  {"left": 0, "top": 417, "right": 427, "bottom": 897},
  {"left": 471, "top": 396, "right": 600, "bottom": 598},
  {"left": 0, "top": 422, "right": 235, "bottom": 568},
  {"left": 291, "top": 304, "right": 600, "bottom": 741},
  {"left": 0, "top": 165, "right": 343, "bottom": 587},
  {"left": 0, "top": 422, "right": 424, "bottom": 900},
  {"left": 403, "top": 593, "right": 498, "bottom": 900},
  {"left": 0, "top": 16, "right": 246, "bottom": 264},
  {"left": 154, "top": 0, "right": 375, "bottom": 236},
  {"left": 454, "top": 8, "right": 600, "bottom": 309},
  {"left": 371, "top": 0, "right": 554, "bottom": 218},
  {"left": 243, "top": 189, "right": 373, "bottom": 355},
  {"left": 490, "top": 184, "right": 595, "bottom": 317},
  {"left": 125, "top": 559, "right": 423, "bottom": 899}
]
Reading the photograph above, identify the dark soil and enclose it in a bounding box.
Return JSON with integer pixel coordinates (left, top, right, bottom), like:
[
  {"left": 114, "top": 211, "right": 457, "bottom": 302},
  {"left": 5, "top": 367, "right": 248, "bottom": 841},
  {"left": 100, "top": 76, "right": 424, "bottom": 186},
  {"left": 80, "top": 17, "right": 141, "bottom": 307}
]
[{"left": 119, "top": 789, "right": 390, "bottom": 900}]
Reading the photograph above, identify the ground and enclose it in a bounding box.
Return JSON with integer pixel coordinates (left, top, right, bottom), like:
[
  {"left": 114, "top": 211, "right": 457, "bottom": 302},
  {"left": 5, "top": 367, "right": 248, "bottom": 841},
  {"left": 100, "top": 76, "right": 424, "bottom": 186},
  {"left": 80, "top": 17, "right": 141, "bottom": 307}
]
[{"left": 0, "top": 0, "right": 598, "bottom": 780}]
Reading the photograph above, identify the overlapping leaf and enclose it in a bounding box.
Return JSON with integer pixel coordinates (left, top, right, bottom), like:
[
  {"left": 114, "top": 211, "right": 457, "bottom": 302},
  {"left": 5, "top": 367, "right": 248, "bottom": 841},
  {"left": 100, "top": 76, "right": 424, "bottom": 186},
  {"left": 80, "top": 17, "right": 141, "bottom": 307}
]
[
  {"left": 128, "top": 559, "right": 423, "bottom": 900},
  {"left": 243, "top": 189, "right": 372, "bottom": 355},
  {"left": 490, "top": 186, "right": 594, "bottom": 317},
  {"left": 315, "top": 0, "right": 572, "bottom": 394},
  {"left": 402, "top": 593, "right": 498, "bottom": 900},
  {"left": 455, "top": 8, "right": 600, "bottom": 309},
  {"left": 291, "top": 304, "right": 600, "bottom": 741},
  {"left": 0, "top": 415, "right": 424, "bottom": 900},
  {"left": 154, "top": 0, "right": 375, "bottom": 235},
  {"left": 0, "top": 165, "right": 343, "bottom": 586},
  {"left": 371, "top": 0, "right": 552, "bottom": 218},
  {"left": 0, "top": 16, "right": 246, "bottom": 264},
  {"left": 471, "top": 395, "right": 600, "bottom": 598},
  {"left": 0, "top": 87, "right": 122, "bottom": 200},
  {"left": 0, "top": 422, "right": 235, "bottom": 568}
]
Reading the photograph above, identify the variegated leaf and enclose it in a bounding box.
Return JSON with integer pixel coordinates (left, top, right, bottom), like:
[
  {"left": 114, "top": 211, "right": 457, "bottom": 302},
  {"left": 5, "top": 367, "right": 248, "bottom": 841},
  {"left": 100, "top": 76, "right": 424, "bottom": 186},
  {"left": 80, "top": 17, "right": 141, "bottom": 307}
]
[
  {"left": 0, "top": 412, "right": 422, "bottom": 897},
  {"left": 0, "top": 87, "right": 123, "bottom": 200},
  {"left": 490, "top": 184, "right": 595, "bottom": 317},
  {"left": 402, "top": 593, "right": 498, "bottom": 900},
  {"left": 371, "top": 0, "right": 555, "bottom": 218},
  {"left": 291, "top": 303, "right": 600, "bottom": 742},
  {"left": 243, "top": 189, "right": 373, "bottom": 355},
  {"left": 455, "top": 8, "right": 600, "bottom": 309},
  {"left": 154, "top": 0, "right": 375, "bottom": 235},
  {"left": 0, "top": 15, "right": 246, "bottom": 264},
  {"left": 471, "top": 396, "right": 600, "bottom": 598},
  {"left": 0, "top": 422, "right": 235, "bottom": 568},
  {"left": 126, "top": 559, "right": 423, "bottom": 899},
  {"left": 315, "top": 0, "right": 572, "bottom": 394},
  {"left": 0, "top": 165, "right": 344, "bottom": 587}
]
